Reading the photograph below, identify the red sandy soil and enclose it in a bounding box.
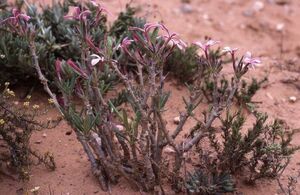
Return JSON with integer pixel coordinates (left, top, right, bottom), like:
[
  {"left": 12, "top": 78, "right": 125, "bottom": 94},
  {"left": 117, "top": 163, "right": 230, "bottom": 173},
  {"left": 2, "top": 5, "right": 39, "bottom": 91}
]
[{"left": 1, "top": 0, "right": 300, "bottom": 194}]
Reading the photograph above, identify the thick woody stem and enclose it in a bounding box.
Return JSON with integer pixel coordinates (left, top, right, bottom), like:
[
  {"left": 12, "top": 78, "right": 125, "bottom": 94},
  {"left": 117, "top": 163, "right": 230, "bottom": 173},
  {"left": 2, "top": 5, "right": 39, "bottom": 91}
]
[
  {"left": 157, "top": 112, "right": 180, "bottom": 155},
  {"left": 110, "top": 62, "right": 146, "bottom": 118},
  {"left": 29, "top": 40, "right": 63, "bottom": 115},
  {"left": 29, "top": 38, "right": 111, "bottom": 191},
  {"left": 183, "top": 75, "right": 240, "bottom": 152},
  {"left": 78, "top": 132, "right": 108, "bottom": 191},
  {"left": 170, "top": 90, "right": 203, "bottom": 142}
]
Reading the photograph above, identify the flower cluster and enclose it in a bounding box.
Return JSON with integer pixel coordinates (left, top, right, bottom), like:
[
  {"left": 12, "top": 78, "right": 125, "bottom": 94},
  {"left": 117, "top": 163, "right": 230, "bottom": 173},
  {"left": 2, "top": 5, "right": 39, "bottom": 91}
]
[
  {"left": 64, "top": 0, "right": 109, "bottom": 23},
  {"left": 126, "top": 22, "right": 186, "bottom": 51},
  {"left": 119, "top": 22, "right": 187, "bottom": 67},
  {"left": 0, "top": 8, "right": 31, "bottom": 36},
  {"left": 23, "top": 101, "right": 30, "bottom": 107},
  {"left": 64, "top": 7, "right": 91, "bottom": 21},
  {"left": 32, "top": 104, "right": 40, "bottom": 110},
  {"left": 193, "top": 40, "right": 261, "bottom": 70},
  {"left": 0, "top": 8, "right": 30, "bottom": 25},
  {"left": 4, "top": 88, "right": 15, "bottom": 97},
  {"left": 48, "top": 98, "right": 55, "bottom": 104},
  {"left": 0, "top": 119, "right": 5, "bottom": 125}
]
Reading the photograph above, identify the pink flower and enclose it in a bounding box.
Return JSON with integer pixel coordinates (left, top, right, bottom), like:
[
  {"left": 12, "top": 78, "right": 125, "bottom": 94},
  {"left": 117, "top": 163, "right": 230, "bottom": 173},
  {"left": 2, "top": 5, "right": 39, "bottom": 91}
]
[
  {"left": 129, "top": 22, "right": 186, "bottom": 52},
  {"left": 120, "top": 37, "right": 134, "bottom": 54},
  {"left": 222, "top": 46, "right": 238, "bottom": 55},
  {"left": 85, "top": 36, "right": 101, "bottom": 54},
  {"left": 0, "top": 9, "right": 30, "bottom": 26},
  {"left": 159, "top": 23, "right": 187, "bottom": 50},
  {"left": 64, "top": 7, "right": 79, "bottom": 20},
  {"left": 79, "top": 10, "right": 92, "bottom": 20},
  {"left": 64, "top": 7, "right": 91, "bottom": 21},
  {"left": 90, "top": 54, "right": 104, "bottom": 66},
  {"left": 161, "top": 35, "right": 186, "bottom": 50},
  {"left": 90, "top": 0, "right": 98, "bottom": 7},
  {"left": 130, "top": 23, "right": 162, "bottom": 33},
  {"left": 171, "top": 38, "right": 187, "bottom": 50},
  {"left": 90, "top": 0, "right": 111, "bottom": 15},
  {"left": 144, "top": 22, "right": 162, "bottom": 34},
  {"left": 193, "top": 40, "right": 220, "bottom": 52},
  {"left": 222, "top": 47, "right": 239, "bottom": 70},
  {"left": 129, "top": 23, "right": 164, "bottom": 45},
  {"left": 66, "top": 59, "right": 88, "bottom": 78},
  {"left": 12, "top": 9, "right": 31, "bottom": 22},
  {"left": 12, "top": 8, "right": 18, "bottom": 16},
  {"left": 55, "top": 59, "right": 62, "bottom": 81},
  {"left": 243, "top": 52, "right": 261, "bottom": 68},
  {"left": 130, "top": 22, "right": 185, "bottom": 49}
]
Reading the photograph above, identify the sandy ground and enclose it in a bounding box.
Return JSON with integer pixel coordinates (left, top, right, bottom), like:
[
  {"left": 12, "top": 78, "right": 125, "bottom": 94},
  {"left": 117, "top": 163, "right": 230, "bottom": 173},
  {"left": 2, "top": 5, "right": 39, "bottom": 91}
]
[{"left": 1, "top": 0, "right": 300, "bottom": 194}]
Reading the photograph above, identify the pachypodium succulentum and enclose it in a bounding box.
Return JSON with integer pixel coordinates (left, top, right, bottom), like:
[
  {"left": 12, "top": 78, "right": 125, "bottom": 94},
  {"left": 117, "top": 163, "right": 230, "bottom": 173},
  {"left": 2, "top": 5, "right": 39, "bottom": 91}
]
[{"left": 1, "top": 1, "right": 297, "bottom": 194}]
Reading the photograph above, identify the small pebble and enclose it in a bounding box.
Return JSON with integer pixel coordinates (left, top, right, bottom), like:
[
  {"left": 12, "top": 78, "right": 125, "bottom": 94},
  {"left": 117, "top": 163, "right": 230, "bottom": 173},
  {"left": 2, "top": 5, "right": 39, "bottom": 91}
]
[
  {"left": 289, "top": 96, "right": 297, "bottom": 103},
  {"left": 276, "top": 23, "right": 285, "bottom": 32},
  {"left": 30, "top": 186, "right": 40, "bottom": 193},
  {"left": 253, "top": 1, "right": 265, "bottom": 12},
  {"left": 172, "top": 8, "right": 180, "bottom": 15},
  {"left": 180, "top": 3, "right": 193, "bottom": 14},
  {"left": 173, "top": 116, "right": 180, "bottom": 124},
  {"left": 202, "top": 13, "right": 209, "bottom": 20},
  {"left": 266, "top": 92, "right": 274, "bottom": 100},
  {"left": 42, "top": 133, "right": 47, "bottom": 138},
  {"left": 275, "top": 0, "right": 290, "bottom": 5},
  {"left": 239, "top": 23, "right": 246, "bottom": 29},
  {"left": 243, "top": 9, "right": 255, "bottom": 17}
]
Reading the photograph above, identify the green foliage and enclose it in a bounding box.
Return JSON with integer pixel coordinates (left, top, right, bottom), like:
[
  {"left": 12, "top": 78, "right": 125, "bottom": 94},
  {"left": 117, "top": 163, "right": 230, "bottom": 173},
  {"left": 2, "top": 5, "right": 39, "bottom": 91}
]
[
  {"left": 207, "top": 110, "right": 300, "bottom": 184},
  {"left": 0, "top": 0, "right": 73, "bottom": 84},
  {"left": 2, "top": 1, "right": 297, "bottom": 193},
  {"left": 165, "top": 45, "right": 200, "bottom": 83},
  {"left": 0, "top": 0, "right": 142, "bottom": 84},
  {"left": 185, "top": 169, "right": 235, "bottom": 195},
  {"left": 235, "top": 77, "right": 267, "bottom": 107},
  {"left": 110, "top": 5, "right": 145, "bottom": 40},
  {"left": 201, "top": 76, "right": 267, "bottom": 108},
  {"left": 0, "top": 34, "right": 33, "bottom": 83}
]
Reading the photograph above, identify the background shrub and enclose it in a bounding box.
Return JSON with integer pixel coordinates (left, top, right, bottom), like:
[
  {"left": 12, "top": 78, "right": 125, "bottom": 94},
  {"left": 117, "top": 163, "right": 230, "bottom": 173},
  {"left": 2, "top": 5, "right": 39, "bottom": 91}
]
[{"left": 0, "top": 83, "right": 58, "bottom": 180}]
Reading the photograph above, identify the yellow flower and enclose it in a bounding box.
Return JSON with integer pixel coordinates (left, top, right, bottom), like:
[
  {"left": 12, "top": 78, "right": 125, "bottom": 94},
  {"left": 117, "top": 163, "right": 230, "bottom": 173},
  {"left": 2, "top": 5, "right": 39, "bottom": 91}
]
[
  {"left": 32, "top": 104, "right": 40, "bottom": 109},
  {"left": 5, "top": 88, "right": 15, "bottom": 97},
  {"left": 23, "top": 101, "right": 30, "bottom": 107},
  {"left": 48, "top": 98, "right": 55, "bottom": 104},
  {"left": 0, "top": 119, "right": 5, "bottom": 125},
  {"left": 30, "top": 186, "right": 40, "bottom": 193},
  {"left": 26, "top": 95, "right": 31, "bottom": 100}
]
